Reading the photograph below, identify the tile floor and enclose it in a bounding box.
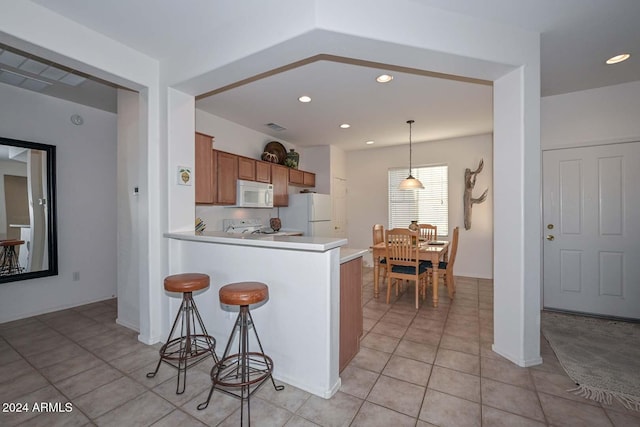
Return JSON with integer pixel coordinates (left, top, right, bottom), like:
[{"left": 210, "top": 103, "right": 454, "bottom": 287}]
[{"left": 1, "top": 269, "right": 639, "bottom": 426}]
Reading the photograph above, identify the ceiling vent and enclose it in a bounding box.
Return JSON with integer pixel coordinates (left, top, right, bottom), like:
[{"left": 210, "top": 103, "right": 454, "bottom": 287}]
[{"left": 265, "top": 122, "right": 287, "bottom": 131}]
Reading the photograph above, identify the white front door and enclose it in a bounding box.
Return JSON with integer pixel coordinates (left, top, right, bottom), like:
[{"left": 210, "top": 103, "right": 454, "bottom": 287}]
[{"left": 542, "top": 142, "right": 640, "bottom": 319}]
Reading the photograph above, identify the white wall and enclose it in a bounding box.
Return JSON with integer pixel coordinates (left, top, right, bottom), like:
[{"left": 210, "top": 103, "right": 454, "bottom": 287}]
[
  {"left": 302, "top": 146, "right": 332, "bottom": 194},
  {"left": 494, "top": 68, "right": 542, "bottom": 367},
  {"left": 2, "top": 0, "right": 162, "bottom": 342},
  {"left": 117, "top": 89, "right": 141, "bottom": 331},
  {"left": 0, "top": 83, "right": 117, "bottom": 322},
  {"left": 347, "top": 134, "right": 493, "bottom": 279},
  {"left": 542, "top": 81, "right": 640, "bottom": 149}
]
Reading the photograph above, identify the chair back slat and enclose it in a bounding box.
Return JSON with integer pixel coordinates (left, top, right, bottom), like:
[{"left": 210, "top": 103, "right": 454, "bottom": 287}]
[
  {"left": 385, "top": 228, "right": 419, "bottom": 265},
  {"left": 418, "top": 224, "right": 437, "bottom": 241}
]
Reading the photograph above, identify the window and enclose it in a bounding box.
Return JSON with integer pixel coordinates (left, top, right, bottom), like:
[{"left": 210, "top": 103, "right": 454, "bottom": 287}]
[{"left": 388, "top": 165, "right": 449, "bottom": 236}]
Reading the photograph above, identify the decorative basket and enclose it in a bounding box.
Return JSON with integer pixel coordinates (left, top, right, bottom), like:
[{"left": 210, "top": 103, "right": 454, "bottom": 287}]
[{"left": 261, "top": 151, "right": 279, "bottom": 163}]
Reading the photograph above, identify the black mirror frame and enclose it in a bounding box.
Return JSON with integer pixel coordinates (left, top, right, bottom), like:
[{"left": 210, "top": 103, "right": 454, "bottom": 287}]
[{"left": 0, "top": 136, "right": 58, "bottom": 284}]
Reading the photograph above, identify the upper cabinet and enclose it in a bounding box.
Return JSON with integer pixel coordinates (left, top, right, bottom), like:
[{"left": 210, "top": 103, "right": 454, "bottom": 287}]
[
  {"left": 303, "top": 171, "right": 316, "bottom": 187},
  {"left": 195, "top": 133, "right": 214, "bottom": 204},
  {"left": 214, "top": 150, "right": 238, "bottom": 205},
  {"left": 238, "top": 156, "right": 256, "bottom": 181},
  {"left": 255, "top": 161, "right": 271, "bottom": 183},
  {"left": 288, "top": 168, "right": 316, "bottom": 188},
  {"left": 195, "top": 133, "right": 315, "bottom": 206},
  {"left": 239, "top": 156, "right": 273, "bottom": 183},
  {"left": 271, "top": 164, "right": 289, "bottom": 207}
]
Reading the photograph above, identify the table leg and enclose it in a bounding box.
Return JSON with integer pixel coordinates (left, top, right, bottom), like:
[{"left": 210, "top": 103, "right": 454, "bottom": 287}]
[
  {"left": 431, "top": 255, "right": 439, "bottom": 308},
  {"left": 373, "top": 254, "right": 380, "bottom": 298}
]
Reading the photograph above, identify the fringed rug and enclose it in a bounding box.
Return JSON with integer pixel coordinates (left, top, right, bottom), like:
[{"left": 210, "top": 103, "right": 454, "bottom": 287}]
[{"left": 541, "top": 311, "right": 640, "bottom": 411}]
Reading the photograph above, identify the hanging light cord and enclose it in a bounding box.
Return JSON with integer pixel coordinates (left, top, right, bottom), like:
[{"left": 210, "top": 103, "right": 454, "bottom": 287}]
[{"left": 407, "top": 119, "right": 414, "bottom": 176}]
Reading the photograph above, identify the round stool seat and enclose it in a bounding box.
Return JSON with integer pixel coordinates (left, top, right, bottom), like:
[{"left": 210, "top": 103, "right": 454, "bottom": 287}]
[
  {"left": 164, "top": 273, "right": 210, "bottom": 293},
  {"left": 219, "top": 281, "right": 268, "bottom": 306}
]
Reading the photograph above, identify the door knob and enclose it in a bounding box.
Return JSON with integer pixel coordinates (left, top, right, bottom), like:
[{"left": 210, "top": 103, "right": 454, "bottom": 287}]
[{"left": 546, "top": 235, "right": 555, "bottom": 241}]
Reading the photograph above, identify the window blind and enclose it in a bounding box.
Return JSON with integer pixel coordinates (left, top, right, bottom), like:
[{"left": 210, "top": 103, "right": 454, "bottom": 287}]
[{"left": 388, "top": 165, "right": 449, "bottom": 237}]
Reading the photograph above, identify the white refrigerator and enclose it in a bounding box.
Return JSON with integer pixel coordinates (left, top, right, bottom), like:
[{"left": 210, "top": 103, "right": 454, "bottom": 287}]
[{"left": 280, "top": 193, "right": 332, "bottom": 237}]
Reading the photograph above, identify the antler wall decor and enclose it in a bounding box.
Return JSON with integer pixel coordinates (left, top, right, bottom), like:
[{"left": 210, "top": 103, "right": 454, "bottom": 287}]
[{"left": 463, "top": 159, "right": 488, "bottom": 230}]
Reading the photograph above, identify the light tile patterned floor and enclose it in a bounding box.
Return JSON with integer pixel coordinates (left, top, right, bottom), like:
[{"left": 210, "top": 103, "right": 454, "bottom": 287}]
[{"left": 1, "top": 268, "right": 639, "bottom": 426}]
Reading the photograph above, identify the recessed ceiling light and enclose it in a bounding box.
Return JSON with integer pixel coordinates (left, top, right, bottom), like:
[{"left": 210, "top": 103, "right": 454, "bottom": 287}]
[
  {"left": 606, "top": 53, "right": 631, "bottom": 65},
  {"left": 298, "top": 95, "right": 311, "bottom": 103},
  {"left": 365, "top": 140, "right": 375, "bottom": 145},
  {"left": 376, "top": 74, "right": 393, "bottom": 83},
  {"left": 340, "top": 123, "right": 350, "bottom": 129}
]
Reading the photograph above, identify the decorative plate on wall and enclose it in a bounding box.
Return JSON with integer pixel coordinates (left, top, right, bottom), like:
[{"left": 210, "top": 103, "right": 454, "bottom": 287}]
[{"left": 264, "top": 141, "right": 287, "bottom": 165}]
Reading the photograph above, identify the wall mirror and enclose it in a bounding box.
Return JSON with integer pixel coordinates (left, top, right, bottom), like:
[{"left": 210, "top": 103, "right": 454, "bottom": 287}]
[{"left": 0, "top": 136, "right": 57, "bottom": 283}]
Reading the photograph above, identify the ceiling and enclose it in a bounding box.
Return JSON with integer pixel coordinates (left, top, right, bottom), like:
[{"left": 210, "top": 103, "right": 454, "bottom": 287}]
[
  {"left": 0, "top": 44, "right": 117, "bottom": 112},
  {"left": 4, "top": 0, "right": 639, "bottom": 151}
]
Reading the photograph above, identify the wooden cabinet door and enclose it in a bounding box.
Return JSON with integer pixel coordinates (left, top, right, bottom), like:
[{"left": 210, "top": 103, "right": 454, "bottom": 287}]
[
  {"left": 288, "top": 169, "right": 315, "bottom": 187},
  {"left": 339, "top": 257, "right": 363, "bottom": 372},
  {"left": 195, "top": 133, "right": 214, "bottom": 204},
  {"left": 255, "top": 161, "right": 271, "bottom": 183},
  {"left": 271, "top": 164, "right": 289, "bottom": 206},
  {"left": 238, "top": 156, "right": 256, "bottom": 181},
  {"left": 289, "top": 168, "right": 304, "bottom": 185},
  {"left": 215, "top": 151, "right": 238, "bottom": 204},
  {"left": 303, "top": 172, "right": 315, "bottom": 187}
]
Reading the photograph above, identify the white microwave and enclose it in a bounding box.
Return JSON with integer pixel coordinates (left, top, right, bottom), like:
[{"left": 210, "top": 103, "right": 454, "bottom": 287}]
[{"left": 234, "top": 179, "right": 274, "bottom": 208}]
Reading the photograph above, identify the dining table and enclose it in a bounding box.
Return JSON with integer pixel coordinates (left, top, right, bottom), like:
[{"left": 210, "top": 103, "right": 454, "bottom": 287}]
[{"left": 370, "top": 239, "right": 449, "bottom": 307}]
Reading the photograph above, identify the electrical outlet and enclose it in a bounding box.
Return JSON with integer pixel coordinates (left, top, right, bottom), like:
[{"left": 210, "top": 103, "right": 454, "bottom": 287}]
[{"left": 73, "top": 271, "right": 80, "bottom": 281}]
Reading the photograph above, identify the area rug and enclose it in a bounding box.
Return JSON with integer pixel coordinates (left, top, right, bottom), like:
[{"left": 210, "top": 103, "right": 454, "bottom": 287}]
[{"left": 541, "top": 311, "right": 640, "bottom": 411}]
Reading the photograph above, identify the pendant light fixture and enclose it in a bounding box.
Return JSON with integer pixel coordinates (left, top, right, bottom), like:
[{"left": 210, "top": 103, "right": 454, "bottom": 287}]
[{"left": 399, "top": 120, "right": 424, "bottom": 190}]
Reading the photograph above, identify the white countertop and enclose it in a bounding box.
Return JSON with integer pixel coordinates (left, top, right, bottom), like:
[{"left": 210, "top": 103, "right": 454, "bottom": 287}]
[
  {"left": 165, "top": 230, "right": 347, "bottom": 252},
  {"left": 340, "top": 248, "right": 368, "bottom": 263}
]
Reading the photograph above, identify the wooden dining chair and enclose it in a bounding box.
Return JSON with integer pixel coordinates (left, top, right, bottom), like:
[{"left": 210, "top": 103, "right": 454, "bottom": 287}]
[
  {"left": 426, "top": 226, "right": 459, "bottom": 299},
  {"left": 418, "top": 224, "right": 437, "bottom": 241},
  {"left": 372, "top": 224, "right": 388, "bottom": 288},
  {"left": 385, "top": 228, "right": 429, "bottom": 309}
]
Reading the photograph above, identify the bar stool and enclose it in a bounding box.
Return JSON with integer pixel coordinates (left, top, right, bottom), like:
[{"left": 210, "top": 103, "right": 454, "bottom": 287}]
[
  {"left": 147, "top": 273, "right": 218, "bottom": 394},
  {"left": 0, "top": 240, "right": 25, "bottom": 275},
  {"left": 197, "top": 281, "right": 283, "bottom": 425}
]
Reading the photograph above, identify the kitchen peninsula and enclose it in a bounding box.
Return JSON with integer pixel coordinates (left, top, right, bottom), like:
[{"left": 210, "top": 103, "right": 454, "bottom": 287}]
[{"left": 164, "top": 231, "right": 365, "bottom": 398}]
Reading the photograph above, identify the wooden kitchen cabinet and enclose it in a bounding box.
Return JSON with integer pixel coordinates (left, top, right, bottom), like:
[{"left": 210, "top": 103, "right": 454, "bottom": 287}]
[
  {"left": 271, "top": 163, "right": 289, "bottom": 206},
  {"left": 303, "top": 171, "right": 315, "bottom": 187},
  {"left": 238, "top": 156, "right": 256, "bottom": 181},
  {"left": 213, "top": 150, "right": 238, "bottom": 204},
  {"left": 255, "top": 160, "right": 271, "bottom": 183},
  {"left": 195, "top": 132, "right": 214, "bottom": 204},
  {"left": 289, "top": 168, "right": 304, "bottom": 185},
  {"left": 289, "top": 168, "right": 316, "bottom": 188},
  {"left": 339, "top": 256, "right": 363, "bottom": 372},
  {"left": 239, "top": 156, "right": 272, "bottom": 183}
]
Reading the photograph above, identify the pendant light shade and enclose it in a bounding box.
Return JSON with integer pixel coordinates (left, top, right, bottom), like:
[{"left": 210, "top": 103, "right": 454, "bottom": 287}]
[{"left": 399, "top": 120, "right": 424, "bottom": 190}]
